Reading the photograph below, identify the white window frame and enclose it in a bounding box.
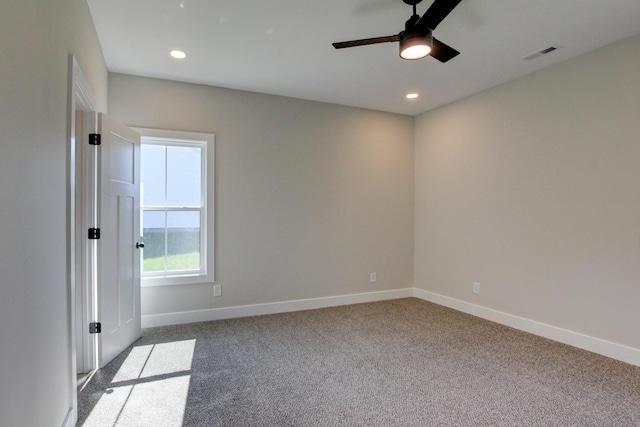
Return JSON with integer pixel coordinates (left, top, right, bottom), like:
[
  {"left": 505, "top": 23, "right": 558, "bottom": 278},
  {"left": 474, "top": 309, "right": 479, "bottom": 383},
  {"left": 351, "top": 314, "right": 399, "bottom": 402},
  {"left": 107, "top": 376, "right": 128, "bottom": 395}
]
[{"left": 136, "top": 128, "right": 214, "bottom": 287}]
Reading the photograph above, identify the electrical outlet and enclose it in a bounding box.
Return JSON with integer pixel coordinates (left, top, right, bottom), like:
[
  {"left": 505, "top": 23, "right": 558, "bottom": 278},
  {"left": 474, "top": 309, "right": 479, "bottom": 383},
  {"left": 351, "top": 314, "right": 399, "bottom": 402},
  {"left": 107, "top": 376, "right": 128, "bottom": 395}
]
[
  {"left": 370, "top": 272, "right": 377, "bottom": 283},
  {"left": 473, "top": 282, "right": 480, "bottom": 294},
  {"left": 213, "top": 284, "right": 222, "bottom": 297}
]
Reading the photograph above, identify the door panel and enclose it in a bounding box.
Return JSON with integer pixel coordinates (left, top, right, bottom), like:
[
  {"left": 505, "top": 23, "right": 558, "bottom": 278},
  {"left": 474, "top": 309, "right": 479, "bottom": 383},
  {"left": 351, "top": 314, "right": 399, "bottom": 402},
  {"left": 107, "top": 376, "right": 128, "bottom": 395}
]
[
  {"left": 98, "top": 113, "right": 141, "bottom": 367},
  {"left": 110, "top": 136, "right": 135, "bottom": 184}
]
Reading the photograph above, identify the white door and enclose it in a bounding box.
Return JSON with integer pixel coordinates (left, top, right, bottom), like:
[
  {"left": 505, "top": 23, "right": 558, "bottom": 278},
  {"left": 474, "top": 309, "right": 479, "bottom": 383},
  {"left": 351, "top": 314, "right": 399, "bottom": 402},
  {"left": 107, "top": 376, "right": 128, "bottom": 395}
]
[{"left": 96, "top": 113, "right": 142, "bottom": 367}]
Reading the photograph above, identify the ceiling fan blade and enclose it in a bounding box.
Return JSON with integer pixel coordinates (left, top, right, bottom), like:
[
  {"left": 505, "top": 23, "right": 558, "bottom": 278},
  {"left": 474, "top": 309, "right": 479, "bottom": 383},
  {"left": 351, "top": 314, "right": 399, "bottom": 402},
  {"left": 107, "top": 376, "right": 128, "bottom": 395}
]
[
  {"left": 430, "top": 38, "right": 460, "bottom": 62},
  {"left": 333, "top": 35, "right": 400, "bottom": 49},
  {"left": 416, "top": 0, "right": 463, "bottom": 32}
]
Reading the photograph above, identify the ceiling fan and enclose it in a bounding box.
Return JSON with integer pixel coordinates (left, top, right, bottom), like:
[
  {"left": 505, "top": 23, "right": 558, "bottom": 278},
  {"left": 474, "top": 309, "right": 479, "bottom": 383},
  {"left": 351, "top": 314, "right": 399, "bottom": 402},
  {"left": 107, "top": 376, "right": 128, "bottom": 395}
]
[{"left": 333, "top": 0, "right": 462, "bottom": 62}]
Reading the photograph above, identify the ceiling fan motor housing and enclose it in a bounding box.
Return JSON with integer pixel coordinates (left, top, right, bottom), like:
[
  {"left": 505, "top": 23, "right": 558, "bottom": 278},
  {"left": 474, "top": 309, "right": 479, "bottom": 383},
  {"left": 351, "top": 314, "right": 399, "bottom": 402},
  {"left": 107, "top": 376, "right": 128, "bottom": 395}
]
[
  {"left": 399, "top": 13, "right": 433, "bottom": 60},
  {"left": 400, "top": 27, "right": 432, "bottom": 43}
]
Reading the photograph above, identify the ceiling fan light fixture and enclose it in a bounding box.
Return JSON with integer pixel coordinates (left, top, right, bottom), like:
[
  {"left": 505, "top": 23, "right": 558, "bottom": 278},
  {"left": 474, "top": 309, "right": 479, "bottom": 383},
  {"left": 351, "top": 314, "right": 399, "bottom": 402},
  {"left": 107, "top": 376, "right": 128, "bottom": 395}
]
[{"left": 399, "top": 33, "right": 432, "bottom": 60}]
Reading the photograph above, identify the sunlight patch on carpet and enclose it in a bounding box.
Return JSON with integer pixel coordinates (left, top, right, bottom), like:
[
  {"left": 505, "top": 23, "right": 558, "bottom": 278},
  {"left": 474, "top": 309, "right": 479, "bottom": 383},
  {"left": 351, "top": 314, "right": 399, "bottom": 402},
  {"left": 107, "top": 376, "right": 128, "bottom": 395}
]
[{"left": 83, "top": 339, "right": 196, "bottom": 426}]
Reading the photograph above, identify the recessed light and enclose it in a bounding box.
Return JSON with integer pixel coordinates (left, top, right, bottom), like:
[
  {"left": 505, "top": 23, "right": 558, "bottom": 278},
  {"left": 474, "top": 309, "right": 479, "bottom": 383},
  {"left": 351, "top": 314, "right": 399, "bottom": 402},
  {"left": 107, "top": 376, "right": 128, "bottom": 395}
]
[
  {"left": 170, "top": 50, "right": 187, "bottom": 59},
  {"left": 406, "top": 93, "right": 419, "bottom": 99}
]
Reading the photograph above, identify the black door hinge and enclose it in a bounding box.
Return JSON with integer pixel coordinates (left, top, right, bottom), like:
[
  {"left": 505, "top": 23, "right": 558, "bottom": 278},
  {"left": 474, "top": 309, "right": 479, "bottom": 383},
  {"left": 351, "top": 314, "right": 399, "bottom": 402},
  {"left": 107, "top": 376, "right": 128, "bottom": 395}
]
[
  {"left": 88, "top": 228, "right": 101, "bottom": 240},
  {"left": 89, "top": 133, "right": 101, "bottom": 145},
  {"left": 89, "top": 322, "right": 102, "bottom": 334}
]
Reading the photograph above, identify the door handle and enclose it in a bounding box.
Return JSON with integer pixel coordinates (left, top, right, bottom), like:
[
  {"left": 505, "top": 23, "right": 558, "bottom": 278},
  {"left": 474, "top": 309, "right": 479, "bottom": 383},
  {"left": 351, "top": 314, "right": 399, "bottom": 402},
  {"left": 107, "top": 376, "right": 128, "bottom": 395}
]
[{"left": 136, "top": 242, "right": 145, "bottom": 249}]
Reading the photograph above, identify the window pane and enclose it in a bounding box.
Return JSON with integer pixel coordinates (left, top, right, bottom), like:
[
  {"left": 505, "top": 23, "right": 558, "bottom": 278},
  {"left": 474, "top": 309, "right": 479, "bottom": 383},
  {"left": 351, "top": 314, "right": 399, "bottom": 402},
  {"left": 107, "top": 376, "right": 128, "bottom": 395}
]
[
  {"left": 141, "top": 144, "right": 166, "bottom": 206},
  {"left": 140, "top": 134, "right": 210, "bottom": 282},
  {"left": 167, "top": 146, "right": 202, "bottom": 207},
  {"left": 167, "top": 211, "right": 201, "bottom": 271},
  {"left": 142, "top": 211, "right": 166, "bottom": 272}
]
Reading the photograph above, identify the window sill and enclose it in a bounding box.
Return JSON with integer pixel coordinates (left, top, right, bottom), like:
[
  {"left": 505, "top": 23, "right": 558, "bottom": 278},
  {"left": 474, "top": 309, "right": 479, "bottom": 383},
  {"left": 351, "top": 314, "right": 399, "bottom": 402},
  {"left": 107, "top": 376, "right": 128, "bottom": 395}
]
[{"left": 142, "top": 273, "right": 213, "bottom": 287}]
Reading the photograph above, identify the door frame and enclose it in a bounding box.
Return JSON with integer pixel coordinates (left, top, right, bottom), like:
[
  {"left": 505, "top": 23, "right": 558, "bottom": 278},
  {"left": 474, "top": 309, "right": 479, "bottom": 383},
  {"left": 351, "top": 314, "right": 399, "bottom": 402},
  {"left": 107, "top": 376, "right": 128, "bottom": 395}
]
[
  {"left": 71, "top": 57, "right": 98, "bottom": 375},
  {"left": 68, "top": 55, "right": 97, "bottom": 426}
]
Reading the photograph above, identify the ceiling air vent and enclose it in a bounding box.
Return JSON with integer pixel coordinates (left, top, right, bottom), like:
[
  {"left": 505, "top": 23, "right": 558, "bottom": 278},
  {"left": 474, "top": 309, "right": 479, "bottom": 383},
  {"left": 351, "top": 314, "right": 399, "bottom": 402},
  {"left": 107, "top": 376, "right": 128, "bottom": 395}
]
[{"left": 524, "top": 46, "right": 558, "bottom": 61}]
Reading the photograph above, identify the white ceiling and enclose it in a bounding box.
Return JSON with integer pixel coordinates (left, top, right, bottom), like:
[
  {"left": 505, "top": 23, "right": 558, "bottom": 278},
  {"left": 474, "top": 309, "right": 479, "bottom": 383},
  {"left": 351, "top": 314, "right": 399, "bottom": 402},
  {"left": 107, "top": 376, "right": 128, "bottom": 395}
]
[{"left": 87, "top": 0, "right": 640, "bottom": 116}]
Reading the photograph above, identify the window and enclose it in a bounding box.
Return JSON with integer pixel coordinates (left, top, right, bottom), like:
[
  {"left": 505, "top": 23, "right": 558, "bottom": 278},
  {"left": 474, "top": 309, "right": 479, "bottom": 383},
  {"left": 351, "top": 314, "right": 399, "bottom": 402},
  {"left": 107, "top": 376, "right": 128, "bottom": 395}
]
[{"left": 137, "top": 128, "right": 214, "bottom": 286}]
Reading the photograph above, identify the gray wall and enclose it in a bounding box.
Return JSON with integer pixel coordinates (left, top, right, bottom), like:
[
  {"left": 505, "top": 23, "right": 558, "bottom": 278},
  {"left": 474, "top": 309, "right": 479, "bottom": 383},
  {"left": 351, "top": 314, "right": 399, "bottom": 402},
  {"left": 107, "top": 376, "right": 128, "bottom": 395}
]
[
  {"left": 108, "top": 74, "right": 415, "bottom": 316},
  {"left": 415, "top": 34, "right": 640, "bottom": 350},
  {"left": 0, "top": 0, "right": 107, "bottom": 425}
]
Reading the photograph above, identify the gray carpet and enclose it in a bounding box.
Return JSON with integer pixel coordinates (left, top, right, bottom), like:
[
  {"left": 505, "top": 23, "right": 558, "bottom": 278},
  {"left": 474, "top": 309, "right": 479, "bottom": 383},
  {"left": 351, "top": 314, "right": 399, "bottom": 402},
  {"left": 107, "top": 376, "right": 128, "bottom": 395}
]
[{"left": 78, "top": 298, "right": 640, "bottom": 426}]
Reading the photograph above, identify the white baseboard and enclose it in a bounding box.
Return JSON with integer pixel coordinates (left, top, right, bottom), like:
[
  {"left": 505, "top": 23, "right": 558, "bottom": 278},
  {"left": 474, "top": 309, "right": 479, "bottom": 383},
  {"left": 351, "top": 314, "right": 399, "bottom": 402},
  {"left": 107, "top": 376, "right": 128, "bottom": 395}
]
[
  {"left": 142, "top": 288, "right": 414, "bottom": 328},
  {"left": 413, "top": 288, "right": 640, "bottom": 367},
  {"left": 140, "top": 286, "right": 640, "bottom": 367}
]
